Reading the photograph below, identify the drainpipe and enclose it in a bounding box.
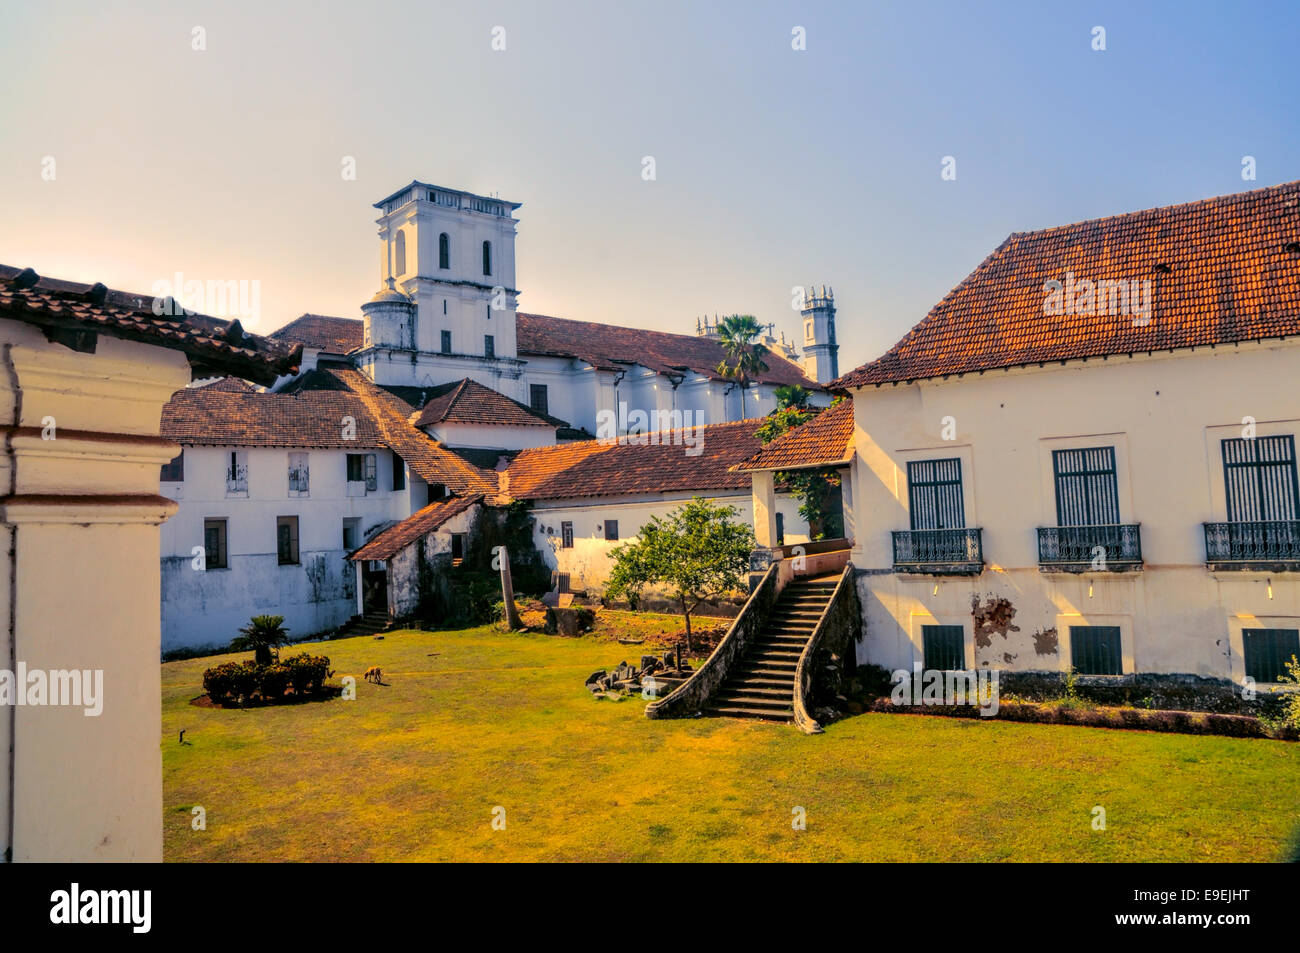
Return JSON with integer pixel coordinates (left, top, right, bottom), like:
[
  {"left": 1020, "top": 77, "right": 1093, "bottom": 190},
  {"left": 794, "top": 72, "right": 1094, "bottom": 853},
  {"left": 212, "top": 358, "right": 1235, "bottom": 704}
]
[
  {"left": 1, "top": 343, "right": 19, "bottom": 861},
  {"left": 610, "top": 369, "right": 626, "bottom": 436}
]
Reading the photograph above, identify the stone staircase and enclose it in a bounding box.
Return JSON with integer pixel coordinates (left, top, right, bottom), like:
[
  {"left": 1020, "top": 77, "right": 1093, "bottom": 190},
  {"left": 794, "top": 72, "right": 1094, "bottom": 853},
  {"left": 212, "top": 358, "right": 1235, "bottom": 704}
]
[
  {"left": 705, "top": 577, "right": 839, "bottom": 722},
  {"left": 333, "top": 609, "right": 390, "bottom": 639}
]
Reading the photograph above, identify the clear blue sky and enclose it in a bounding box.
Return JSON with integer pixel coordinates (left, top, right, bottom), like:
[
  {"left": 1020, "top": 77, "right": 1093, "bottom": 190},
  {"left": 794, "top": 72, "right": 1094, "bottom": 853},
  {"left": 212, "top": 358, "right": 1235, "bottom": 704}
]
[{"left": 1, "top": 0, "right": 1296, "bottom": 372}]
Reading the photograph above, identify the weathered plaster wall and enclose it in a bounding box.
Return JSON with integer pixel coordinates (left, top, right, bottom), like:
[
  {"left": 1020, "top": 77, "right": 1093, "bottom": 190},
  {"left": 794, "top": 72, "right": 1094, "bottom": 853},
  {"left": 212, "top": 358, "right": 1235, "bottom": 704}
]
[
  {"left": 385, "top": 506, "right": 479, "bottom": 619},
  {"left": 160, "top": 444, "right": 411, "bottom": 649}
]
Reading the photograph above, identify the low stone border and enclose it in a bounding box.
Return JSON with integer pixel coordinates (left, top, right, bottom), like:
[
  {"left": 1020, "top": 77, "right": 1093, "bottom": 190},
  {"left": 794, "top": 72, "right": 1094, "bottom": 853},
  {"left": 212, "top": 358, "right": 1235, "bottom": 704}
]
[{"left": 862, "top": 698, "right": 1298, "bottom": 741}]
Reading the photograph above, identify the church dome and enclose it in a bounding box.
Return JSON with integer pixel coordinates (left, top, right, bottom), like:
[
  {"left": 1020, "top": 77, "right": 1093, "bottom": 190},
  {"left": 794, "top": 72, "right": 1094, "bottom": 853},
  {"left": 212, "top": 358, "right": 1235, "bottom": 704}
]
[{"left": 366, "top": 277, "right": 412, "bottom": 305}]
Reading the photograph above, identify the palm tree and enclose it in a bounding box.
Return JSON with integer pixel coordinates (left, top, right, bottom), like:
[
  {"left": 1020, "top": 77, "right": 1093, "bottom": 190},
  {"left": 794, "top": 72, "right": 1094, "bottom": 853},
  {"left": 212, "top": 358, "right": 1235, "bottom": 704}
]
[
  {"left": 230, "top": 614, "right": 290, "bottom": 666},
  {"left": 714, "top": 314, "right": 769, "bottom": 420}
]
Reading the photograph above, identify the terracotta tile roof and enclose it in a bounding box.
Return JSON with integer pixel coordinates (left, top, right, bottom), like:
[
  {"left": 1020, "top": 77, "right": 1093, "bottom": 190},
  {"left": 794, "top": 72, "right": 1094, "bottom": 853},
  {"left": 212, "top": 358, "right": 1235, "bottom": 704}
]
[
  {"left": 413, "top": 378, "right": 557, "bottom": 429},
  {"left": 350, "top": 494, "right": 483, "bottom": 561},
  {"left": 516, "top": 312, "right": 819, "bottom": 388},
  {"left": 320, "top": 368, "right": 501, "bottom": 499},
  {"left": 162, "top": 374, "right": 385, "bottom": 448},
  {"left": 503, "top": 419, "right": 768, "bottom": 501},
  {"left": 162, "top": 367, "right": 502, "bottom": 498},
  {"left": 0, "top": 265, "right": 301, "bottom": 386},
  {"left": 735, "top": 400, "right": 855, "bottom": 472},
  {"left": 270, "top": 313, "right": 364, "bottom": 353},
  {"left": 834, "top": 180, "right": 1300, "bottom": 389}
]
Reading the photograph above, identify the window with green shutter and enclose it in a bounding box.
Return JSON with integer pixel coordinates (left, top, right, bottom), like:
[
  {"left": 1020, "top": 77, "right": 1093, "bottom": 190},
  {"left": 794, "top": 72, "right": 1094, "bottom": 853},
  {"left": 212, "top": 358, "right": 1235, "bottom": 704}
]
[
  {"left": 1069, "top": 625, "right": 1123, "bottom": 675},
  {"left": 1242, "top": 628, "right": 1300, "bottom": 683},
  {"left": 922, "top": 624, "right": 965, "bottom": 671}
]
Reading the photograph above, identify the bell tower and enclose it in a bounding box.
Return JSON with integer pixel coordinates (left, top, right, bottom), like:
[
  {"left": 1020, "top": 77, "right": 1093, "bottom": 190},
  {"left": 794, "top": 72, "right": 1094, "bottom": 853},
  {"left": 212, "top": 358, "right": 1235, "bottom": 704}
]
[
  {"left": 368, "top": 182, "right": 522, "bottom": 375},
  {"left": 801, "top": 285, "right": 839, "bottom": 383}
]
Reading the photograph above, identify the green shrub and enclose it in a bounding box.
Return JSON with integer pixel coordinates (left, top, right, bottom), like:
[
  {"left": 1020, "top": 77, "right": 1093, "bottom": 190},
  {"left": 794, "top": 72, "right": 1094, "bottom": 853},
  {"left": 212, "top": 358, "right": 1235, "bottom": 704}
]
[
  {"left": 202, "top": 653, "right": 333, "bottom": 705},
  {"left": 279, "top": 653, "right": 333, "bottom": 693},
  {"left": 258, "top": 663, "right": 290, "bottom": 699}
]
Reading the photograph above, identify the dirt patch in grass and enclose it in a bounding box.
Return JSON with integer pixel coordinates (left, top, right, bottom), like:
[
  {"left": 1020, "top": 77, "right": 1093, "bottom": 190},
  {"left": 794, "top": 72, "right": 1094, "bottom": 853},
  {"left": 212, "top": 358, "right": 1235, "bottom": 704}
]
[{"left": 516, "top": 606, "right": 726, "bottom": 657}]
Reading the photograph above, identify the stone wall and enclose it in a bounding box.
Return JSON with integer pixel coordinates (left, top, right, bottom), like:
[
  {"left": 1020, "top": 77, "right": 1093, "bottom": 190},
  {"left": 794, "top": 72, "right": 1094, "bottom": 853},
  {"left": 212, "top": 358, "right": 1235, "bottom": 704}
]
[{"left": 794, "top": 564, "right": 862, "bottom": 733}]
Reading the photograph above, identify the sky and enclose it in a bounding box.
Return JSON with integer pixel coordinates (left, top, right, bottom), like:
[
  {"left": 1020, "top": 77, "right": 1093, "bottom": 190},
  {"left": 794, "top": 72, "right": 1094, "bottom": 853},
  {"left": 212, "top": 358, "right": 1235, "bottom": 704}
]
[{"left": 1, "top": 0, "right": 1297, "bottom": 373}]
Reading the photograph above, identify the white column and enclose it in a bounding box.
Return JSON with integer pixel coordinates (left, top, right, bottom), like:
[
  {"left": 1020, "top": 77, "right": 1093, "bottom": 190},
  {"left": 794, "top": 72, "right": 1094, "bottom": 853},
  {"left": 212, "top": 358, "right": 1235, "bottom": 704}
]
[
  {"left": 0, "top": 323, "right": 190, "bottom": 862},
  {"left": 751, "top": 471, "right": 779, "bottom": 550}
]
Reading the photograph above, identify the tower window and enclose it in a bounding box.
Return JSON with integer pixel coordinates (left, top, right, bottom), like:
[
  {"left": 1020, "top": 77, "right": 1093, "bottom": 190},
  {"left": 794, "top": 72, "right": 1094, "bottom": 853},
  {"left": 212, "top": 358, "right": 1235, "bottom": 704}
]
[
  {"left": 484, "top": 335, "right": 495, "bottom": 359},
  {"left": 394, "top": 230, "right": 407, "bottom": 277},
  {"left": 482, "top": 240, "right": 492, "bottom": 276},
  {"left": 439, "top": 233, "right": 450, "bottom": 270},
  {"left": 442, "top": 299, "right": 447, "bottom": 314},
  {"left": 440, "top": 330, "right": 451, "bottom": 354}
]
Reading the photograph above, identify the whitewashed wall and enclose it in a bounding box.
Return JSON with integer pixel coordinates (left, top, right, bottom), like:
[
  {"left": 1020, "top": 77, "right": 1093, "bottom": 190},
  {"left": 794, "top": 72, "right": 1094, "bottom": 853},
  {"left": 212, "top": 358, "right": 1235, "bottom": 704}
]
[
  {"left": 160, "top": 444, "right": 413, "bottom": 651},
  {"left": 847, "top": 339, "right": 1300, "bottom": 681}
]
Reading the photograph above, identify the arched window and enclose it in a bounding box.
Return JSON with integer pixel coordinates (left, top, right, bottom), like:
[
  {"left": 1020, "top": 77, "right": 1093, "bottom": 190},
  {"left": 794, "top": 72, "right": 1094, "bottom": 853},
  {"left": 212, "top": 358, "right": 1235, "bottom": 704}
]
[
  {"left": 482, "top": 240, "right": 492, "bottom": 276},
  {"left": 394, "top": 230, "right": 407, "bottom": 276},
  {"left": 438, "top": 233, "right": 450, "bottom": 270}
]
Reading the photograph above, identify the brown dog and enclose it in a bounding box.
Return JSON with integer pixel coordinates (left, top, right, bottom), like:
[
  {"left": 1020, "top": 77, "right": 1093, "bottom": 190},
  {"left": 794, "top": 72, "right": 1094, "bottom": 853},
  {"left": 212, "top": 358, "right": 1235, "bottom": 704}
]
[{"left": 363, "top": 666, "right": 383, "bottom": 684}]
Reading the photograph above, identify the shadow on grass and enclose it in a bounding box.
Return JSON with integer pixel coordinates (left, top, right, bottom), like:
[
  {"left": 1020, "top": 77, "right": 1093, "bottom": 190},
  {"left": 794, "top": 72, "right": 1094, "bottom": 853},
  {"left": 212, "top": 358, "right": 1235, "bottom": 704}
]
[{"left": 189, "top": 686, "right": 344, "bottom": 710}]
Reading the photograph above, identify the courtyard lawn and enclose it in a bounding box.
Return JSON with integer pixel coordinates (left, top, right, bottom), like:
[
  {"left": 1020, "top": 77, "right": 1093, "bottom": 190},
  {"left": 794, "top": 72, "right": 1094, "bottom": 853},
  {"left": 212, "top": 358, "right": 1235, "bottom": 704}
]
[{"left": 162, "top": 625, "right": 1300, "bottom": 862}]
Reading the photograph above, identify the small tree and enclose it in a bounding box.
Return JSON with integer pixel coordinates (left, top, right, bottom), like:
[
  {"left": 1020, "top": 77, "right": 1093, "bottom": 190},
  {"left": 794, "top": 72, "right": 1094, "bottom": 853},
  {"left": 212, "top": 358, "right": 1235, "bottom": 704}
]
[
  {"left": 606, "top": 498, "right": 754, "bottom": 653},
  {"left": 230, "top": 614, "right": 290, "bottom": 666}
]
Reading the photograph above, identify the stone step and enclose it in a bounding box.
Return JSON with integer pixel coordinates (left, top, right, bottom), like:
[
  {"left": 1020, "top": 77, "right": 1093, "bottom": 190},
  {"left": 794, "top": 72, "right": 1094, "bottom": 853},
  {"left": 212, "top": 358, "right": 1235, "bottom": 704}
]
[
  {"left": 725, "top": 675, "right": 794, "bottom": 689},
  {"left": 750, "top": 647, "right": 803, "bottom": 658},
  {"left": 714, "top": 687, "right": 791, "bottom": 703},
  {"left": 754, "top": 635, "right": 811, "bottom": 647},
  {"left": 733, "top": 662, "right": 798, "bottom": 677},
  {"left": 705, "top": 706, "right": 794, "bottom": 721}
]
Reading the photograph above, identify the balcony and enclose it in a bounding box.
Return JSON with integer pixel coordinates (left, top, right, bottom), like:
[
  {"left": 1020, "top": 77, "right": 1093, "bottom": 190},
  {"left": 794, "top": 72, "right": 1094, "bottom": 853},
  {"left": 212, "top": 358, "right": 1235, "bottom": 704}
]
[
  {"left": 1204, "top": 520, "right": 1300, "bottom": 571},
  {"left": 892, "top": 528, "right": 983, "bottom": 575},
  {"left": 1038, "top": 524, "right": 1143, "bottom": 572}
]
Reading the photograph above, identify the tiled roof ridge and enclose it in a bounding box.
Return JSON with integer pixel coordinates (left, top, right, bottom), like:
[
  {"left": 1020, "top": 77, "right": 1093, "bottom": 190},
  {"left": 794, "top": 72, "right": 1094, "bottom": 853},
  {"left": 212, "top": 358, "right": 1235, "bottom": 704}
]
[
  {"left": 330, "top": 369, "right": 500, "bottom": 498},
  {"left": 1008, "top": 178, "right": 1300, "bottom": 239},
  {"left": 0, "top": 265, "right": 301, "bottom": 385}
]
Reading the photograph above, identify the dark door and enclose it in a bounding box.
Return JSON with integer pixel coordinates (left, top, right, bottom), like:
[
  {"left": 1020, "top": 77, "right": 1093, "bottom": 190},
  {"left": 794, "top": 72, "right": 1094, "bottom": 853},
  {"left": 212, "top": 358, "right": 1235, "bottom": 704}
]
[{"left": 361, "top": 560, "right": 388, "bottom": 614}]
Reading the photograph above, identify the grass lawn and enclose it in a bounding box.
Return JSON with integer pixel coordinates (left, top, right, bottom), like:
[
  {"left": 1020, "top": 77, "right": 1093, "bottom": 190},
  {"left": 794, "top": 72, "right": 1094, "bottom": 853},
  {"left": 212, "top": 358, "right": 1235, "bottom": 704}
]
[{"left": 163, "top": 623, "right": 1300, "bottom": 862}]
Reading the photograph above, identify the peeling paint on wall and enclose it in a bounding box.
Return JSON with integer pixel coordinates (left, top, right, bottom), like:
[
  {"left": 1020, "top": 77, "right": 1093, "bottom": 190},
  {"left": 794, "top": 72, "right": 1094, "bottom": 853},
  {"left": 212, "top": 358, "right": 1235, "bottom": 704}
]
[
  {"left": 1033, "top": 626, "right": 1059, "bottom": 656},
  {"left": 971, "top": 593, "right": 1020, "bottom": 648}
]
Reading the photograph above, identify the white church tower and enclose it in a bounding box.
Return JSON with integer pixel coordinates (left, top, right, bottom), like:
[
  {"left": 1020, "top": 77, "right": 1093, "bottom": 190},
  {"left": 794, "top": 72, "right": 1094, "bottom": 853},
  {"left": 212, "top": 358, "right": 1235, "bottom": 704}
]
[
  {"left": 801, "top": 285, "right": 839, "bottom": 383},
  {"left": 356, "top": 181, "right": 525, "bottom": 395}
]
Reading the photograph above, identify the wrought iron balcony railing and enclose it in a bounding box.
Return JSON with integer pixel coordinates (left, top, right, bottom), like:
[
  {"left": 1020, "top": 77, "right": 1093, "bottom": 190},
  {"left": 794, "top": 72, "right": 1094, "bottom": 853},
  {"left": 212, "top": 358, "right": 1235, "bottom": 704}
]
[
  {"left": 892, "top": 528, "right": 983, "bottom": 574},
  {"left": 1204, "top": 520, "right": 1300, "bottom": 570},
  {"left": 1037, "top": 524, "right": 1143, "bottom": 572}
]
